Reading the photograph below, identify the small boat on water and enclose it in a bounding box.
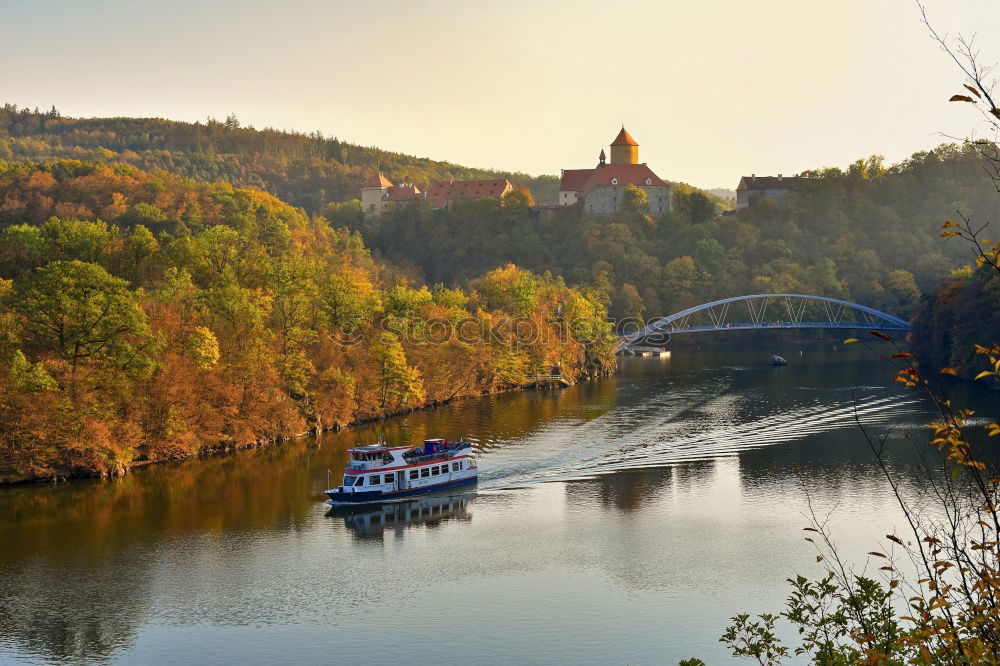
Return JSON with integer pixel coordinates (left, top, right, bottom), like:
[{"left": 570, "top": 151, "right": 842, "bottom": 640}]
[
  {"left": 325, "top": 438, "right": 478, "bottom": 504},
  {"left": 769, "top": 355, "right": 787, "bottom": 366}
]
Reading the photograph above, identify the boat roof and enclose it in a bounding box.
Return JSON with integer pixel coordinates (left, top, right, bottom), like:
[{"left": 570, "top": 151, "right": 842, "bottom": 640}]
[{"left": 347, "top": 444, "right": 411, "bottom": 453}]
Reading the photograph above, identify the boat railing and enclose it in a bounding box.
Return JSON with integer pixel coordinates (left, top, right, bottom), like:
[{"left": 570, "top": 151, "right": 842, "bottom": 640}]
[{"left": 404, "top": 450, "right": 467, "bottom": 465}]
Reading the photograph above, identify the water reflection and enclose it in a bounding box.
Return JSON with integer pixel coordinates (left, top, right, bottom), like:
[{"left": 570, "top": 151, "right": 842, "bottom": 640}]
[{"left": 327, "top": 494, "right": 473, "bottom": 540}]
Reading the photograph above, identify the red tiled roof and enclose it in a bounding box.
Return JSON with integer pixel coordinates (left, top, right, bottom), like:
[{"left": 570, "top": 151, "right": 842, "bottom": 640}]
[
  {"left": 580, "top": 163, "right": 666, "bottom": 197},
  {"left": 611, "top": 127, "right": 638, "bottom": 146},
  {"left": 363, "top": 172, "right": 393, "bottom": 188},
  {"left": 560, "top": 168, "right": 594, "bottom": 192},
  {"left": 384, "top": 183, "right": 422, "bottom": 201},
  {"left": 424, "top": 179, "right": 512, "bottom": 207}
]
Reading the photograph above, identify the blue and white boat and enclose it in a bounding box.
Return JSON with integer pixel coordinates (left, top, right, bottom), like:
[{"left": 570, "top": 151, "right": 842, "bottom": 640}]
[{"left": 325, "top": 439, "right": 478, "bottom": 504}]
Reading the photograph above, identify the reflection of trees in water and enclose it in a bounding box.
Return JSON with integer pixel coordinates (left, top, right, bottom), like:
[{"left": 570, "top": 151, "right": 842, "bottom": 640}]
[
  {"left": 0, "top": 435, "right": 351, "bottom": 664},
  {"left": 0, "top": 544, "right": 151, "bottom": 664},
  {"left": 328, "top": 494, "right": 473, "bottom": 540},
  {"left": 342, "top": 374, "right": 619, "bottom": 454},
  {"left": 563, "top": 462, "right": 715, "bottom": 514},
  {"left": 736, "top": 423, "right": 927, "bottom": 494}
]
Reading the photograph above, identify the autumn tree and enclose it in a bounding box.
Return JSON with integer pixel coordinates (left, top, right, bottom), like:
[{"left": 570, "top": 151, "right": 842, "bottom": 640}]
[{"left": 370, "top": 332, "right": 424, "bottom": 412}]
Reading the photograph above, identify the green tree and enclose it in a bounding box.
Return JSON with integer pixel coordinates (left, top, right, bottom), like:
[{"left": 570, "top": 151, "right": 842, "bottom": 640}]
[
  {"left": 611, "top": 282, "right": 645, "bottom": 323},
  {"left": 693, "top": 238, "right": 725, "bottom": 277},
  {"left": 661, "top": 256, "right": 701, "bottom": 309},
  {"left": 117, "top": 224, "right": 159, "bottom": 285},
  {"left": 18, "top": 260, "right": 151, "bottom": 390},
  {"left": 0, "top": 224, "right": 45, "bottom": 277},
  {"left": 622, "top": 184, "right": 650, "bottom": 217},
  {"left": 885, "top": 268, "right": 920, "bottom": 314},
  {"left": 39, "top": 217, "right": 114, "bottom": 264}
]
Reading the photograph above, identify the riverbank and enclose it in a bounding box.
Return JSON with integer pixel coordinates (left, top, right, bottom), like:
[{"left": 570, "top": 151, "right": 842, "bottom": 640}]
[{"left": 3, "top": 367, "right": 610, "bottom": 486}]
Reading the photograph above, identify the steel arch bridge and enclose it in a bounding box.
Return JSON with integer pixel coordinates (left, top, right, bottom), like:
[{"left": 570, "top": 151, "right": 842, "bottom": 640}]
[{"left": 618, "top": 293, "right": 911, "bottom": 352}]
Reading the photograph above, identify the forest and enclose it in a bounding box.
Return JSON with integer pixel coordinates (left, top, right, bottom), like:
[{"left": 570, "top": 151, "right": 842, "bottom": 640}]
[
  {"left": 0, "top": 159, "right": 616, "bottom": 483},
  {"left": 0, "top": 105, "right": 561, "bottom": 210},
  {"left": 334, "top": 144, "right": 994, "bottom": 329},
  {"left": 911, "top": 262, "right": 1000, "bottom": 380}
]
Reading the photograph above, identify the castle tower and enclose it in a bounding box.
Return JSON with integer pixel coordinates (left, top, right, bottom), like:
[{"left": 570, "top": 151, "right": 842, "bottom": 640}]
[
  {"left": 360, "top": 172, "right": 393, "bottom": 216},
  {"left": 609, "top": 127, "right": 638, "bottom": 165},
  {"left": 598, "top": 148, "right": 606, "bottom": 167}
]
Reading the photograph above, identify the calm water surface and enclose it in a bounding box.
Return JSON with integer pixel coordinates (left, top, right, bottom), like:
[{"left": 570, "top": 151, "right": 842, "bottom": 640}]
[{"left": 1, "top": 344, "right": 996, "bottom": 664}]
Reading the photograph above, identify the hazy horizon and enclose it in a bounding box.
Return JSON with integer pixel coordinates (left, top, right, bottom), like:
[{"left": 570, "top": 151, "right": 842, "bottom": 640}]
[{"left": 3, "top": 0, "right": 999, "bottom": 190}]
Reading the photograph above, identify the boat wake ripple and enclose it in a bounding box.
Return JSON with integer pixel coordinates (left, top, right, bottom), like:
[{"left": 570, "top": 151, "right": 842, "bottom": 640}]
[{"left": 476, "top": 394, "right": 920, "bottom": 490}]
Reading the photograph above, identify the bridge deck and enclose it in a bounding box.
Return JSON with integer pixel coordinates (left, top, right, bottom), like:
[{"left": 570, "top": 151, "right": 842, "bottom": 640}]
[{"left": 635, "top": 320, "right": 909, "bottom": 334}]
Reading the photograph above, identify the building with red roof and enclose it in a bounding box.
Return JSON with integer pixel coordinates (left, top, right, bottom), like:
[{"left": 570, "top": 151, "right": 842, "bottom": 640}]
[
  {"left": 424, "top": 179, "right": 513, "bottom": 209},
  {"left": 558, "top": 128, "right": 671, "bottom": 214},
  {"left": 360, "top": 172, "right": 423, "bottom": 216},
  {"left": 361, "top": 173, "right": 513, "bottom": 215}
]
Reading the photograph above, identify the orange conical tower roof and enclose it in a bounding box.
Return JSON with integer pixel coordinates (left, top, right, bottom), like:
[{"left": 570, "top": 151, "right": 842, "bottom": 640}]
[
  {"left": 611, "top": 127, "right": 638, "bottom": 146},
  {"left": 363, "top": 172, "right": 393, "bottom": 188}
]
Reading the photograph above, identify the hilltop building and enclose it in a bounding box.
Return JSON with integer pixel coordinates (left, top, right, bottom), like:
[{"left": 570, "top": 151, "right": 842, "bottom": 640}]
[
  {"left": 360, "top": 173, "right": 512, "bottom": 216},
  {"left": 735, "top": 174, "right": 805, "bottom": 209},
  {"left": 558, "top": 127, "right": 671, "bottom": 214},
  {"left": 424, "top": 179, "right": 513, "bottom": 209},
  {"left": 360, "top": 173, "right": 423, "bottom": 216}
]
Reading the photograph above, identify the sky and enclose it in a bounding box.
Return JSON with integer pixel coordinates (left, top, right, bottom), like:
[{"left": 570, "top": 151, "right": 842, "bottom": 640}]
[{"left": 2, "top": 0, "right": 999, "bottom": 189}]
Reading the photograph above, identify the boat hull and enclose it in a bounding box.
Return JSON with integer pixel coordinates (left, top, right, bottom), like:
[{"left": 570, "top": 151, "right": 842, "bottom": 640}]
[{"left": 326, "top": 475, "right": 478, "bottom": 504}]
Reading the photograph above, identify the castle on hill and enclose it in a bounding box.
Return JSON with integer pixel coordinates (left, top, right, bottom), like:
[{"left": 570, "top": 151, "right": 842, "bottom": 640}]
[
  {"left": 558, "top": 127, "right": 671, "bottom": 214},
  {"left": 359, "top": 126, "right": 670, "bottom": 215}
]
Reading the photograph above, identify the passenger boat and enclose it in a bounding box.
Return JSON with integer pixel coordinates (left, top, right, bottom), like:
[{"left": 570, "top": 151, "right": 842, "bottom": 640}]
[{"left": 325, "top": 438, "right": 478, "bottom": 504}]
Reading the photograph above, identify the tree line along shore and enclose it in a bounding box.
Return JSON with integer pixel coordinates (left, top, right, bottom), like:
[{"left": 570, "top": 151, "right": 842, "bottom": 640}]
[{"left": 0, "top": 159, "right": 616, "bottom": 483}]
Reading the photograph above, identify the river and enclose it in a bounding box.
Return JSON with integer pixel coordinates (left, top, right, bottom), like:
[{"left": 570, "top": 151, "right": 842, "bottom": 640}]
[{"left": 0, "top": 343, "right": 995, "bottom": 664}]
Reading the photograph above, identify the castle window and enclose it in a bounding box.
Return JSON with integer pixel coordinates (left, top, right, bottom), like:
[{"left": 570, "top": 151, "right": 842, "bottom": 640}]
[
  {"left": 645, "top": 178, "right": 652, "bottom": 185},
  {"left": 611, "top": 178, "right": 618, "bottom": 185}
]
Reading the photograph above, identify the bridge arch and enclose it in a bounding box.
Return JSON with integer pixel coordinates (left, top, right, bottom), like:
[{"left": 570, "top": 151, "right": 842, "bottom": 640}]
[{"left": 619, "top": 293, "right": 911, "bottom": 351}]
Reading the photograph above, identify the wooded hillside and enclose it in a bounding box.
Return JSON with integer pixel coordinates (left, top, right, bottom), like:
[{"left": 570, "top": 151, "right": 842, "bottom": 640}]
[
  {"left": 0, "top": 159, "right": 615, "bottom": 483},
  {"left": 335, "top": 144, "right": 996, "bottom": 326},
  {"left": 0, "top": 105, "right": 561, "bottom": 209}
]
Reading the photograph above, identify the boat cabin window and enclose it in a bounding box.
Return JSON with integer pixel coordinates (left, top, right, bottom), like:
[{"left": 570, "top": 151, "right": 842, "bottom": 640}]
[
  {"left": 452, "top": 462, "right": 460, "bottom": 472},
  {"left": 420, "top": 468, "right": 430, "bottom": 478},
  {"left": 409, "top": 470, "right": 419, "bottom": 480},
  {"left": 370, "top": 474, "right": 380, "bottom": 484},
  {"left": 343, "top": 476, "right": 356, "bottom": 486},
  {"left": 351, "top": 451, "right": 389, "bottom": 462}
]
